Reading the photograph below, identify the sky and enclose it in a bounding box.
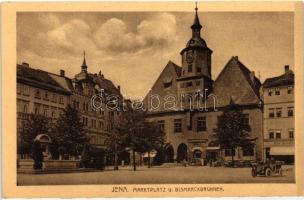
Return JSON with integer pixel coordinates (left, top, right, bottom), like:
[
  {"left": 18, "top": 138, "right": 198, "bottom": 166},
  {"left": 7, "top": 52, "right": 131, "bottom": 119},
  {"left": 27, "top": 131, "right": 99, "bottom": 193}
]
[{"left": 17, "top": 11, "right": 294, "bottom": 99}]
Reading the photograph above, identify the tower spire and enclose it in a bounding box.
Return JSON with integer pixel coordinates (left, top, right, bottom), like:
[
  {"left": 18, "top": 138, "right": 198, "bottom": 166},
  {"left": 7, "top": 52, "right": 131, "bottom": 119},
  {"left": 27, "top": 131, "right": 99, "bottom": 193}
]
[
  {"left": 81, "top": 50, "right": 87, "bottom": 72},
  {"left": 191, "top": 2, "right": 202, "bottom": 38}
]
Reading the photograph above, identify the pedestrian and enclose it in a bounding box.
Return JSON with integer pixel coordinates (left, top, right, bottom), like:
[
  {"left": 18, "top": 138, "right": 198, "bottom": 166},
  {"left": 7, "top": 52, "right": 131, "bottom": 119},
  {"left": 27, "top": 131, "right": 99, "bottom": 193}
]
[{"left": 183, "top": 159, "right": 187, "bottom": 167}]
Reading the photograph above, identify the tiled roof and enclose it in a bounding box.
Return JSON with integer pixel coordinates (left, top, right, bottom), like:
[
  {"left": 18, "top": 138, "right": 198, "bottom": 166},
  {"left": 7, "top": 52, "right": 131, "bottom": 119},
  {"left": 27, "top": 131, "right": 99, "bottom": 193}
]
[
  {"left": 17, "top": 64, "right": 70, "bottom": 95},
  {"left": 263, "top": 70, "right": 294, "bottom": 88},
  {"left": 88, "top": 73, "right": 121, "bottom": 96},
  {"left": 169, "top": 61, "right": 182, "bottom": 77}
]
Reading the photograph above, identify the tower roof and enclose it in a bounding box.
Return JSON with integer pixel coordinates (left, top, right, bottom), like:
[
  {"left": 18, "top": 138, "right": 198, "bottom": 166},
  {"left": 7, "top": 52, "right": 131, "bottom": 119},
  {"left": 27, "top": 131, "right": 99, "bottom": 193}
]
[
  {"left": 81, "top": 51, "right": 87, "bottom": 72},
  {"left": 191, "top": 2, "right": 202, "bottom": 30}
]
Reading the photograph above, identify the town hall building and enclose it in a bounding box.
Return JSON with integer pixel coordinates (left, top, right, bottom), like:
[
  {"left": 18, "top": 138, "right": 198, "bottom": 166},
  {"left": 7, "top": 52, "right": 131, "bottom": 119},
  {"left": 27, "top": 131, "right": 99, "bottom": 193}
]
[{"left": 144, "top": 6, "right": 264, "bottom": 164}]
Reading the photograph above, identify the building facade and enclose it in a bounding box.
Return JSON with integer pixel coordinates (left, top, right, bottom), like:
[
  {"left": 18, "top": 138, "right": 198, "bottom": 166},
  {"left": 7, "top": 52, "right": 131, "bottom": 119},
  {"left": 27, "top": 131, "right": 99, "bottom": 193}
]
[
  {"left": 262, "top": 65, "right": 294, "bottom": 164},
  {"left": 17, "top": 54, "right": 122, "bottom": 159},
  {"left": 144, "top": 6, "right": 264, "bottom": 163}
]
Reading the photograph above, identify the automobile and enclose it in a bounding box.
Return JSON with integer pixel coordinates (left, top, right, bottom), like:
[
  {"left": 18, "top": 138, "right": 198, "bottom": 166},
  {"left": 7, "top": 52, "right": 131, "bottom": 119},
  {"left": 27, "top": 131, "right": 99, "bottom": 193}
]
[
  {"left": 251, "top": 160, "right": 284, "bottom": 177},
  {"left": 190, "top": 158, "right": 204, "bottom": 166}
]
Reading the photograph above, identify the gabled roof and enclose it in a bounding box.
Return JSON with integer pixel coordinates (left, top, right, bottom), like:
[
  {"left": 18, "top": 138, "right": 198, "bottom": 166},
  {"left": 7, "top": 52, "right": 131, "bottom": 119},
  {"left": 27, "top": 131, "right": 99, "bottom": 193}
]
[
  {"left": 17, "top": 64, "right": 70, "bottom": 95},
  {"left": 211, "top": 56, "right": 262, "bottom": 107},
  {"left": 263, "top": 70, "right": 294, "bottom": 88},
  {"left": 88, "top": 73, "right": 121, "bottom": 96}
]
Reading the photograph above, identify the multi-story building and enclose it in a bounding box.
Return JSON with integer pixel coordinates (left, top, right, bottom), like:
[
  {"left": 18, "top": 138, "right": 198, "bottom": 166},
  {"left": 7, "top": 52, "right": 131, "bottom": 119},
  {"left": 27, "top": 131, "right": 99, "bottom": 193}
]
[
  {"left": 17, "top": 54, "right": 122, "bottom": 158},
  {"left": 144, "top": 6, "right": 263, "bottom": 163},
  {"left": 262, "top": 65, "right": 294, "bottom": 164},
  {"left": 17, "top": 62, "right": 71, "bottom": 158}
]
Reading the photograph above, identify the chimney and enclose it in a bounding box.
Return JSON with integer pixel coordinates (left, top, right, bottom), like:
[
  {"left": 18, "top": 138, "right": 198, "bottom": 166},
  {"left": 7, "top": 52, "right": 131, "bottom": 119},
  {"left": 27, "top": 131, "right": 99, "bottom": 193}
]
[
  {"left": 22, "top": 62, "right": 29, "bottom": 67},
  {"left": 284, "top": 65, "right": 289, "bottom": 73},
  {"left": 117, "top": 85, "right": 120, "bottom": 91},
  {"left": 60, "top": 69, "right": 65, "bottom": 76}
]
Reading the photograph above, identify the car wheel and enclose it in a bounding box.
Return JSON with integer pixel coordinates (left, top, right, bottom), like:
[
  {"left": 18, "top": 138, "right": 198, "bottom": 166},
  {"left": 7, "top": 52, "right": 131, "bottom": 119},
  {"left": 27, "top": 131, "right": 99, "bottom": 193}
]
[{"left": 265, "top": 168, "right": 271, "bottom": 177}]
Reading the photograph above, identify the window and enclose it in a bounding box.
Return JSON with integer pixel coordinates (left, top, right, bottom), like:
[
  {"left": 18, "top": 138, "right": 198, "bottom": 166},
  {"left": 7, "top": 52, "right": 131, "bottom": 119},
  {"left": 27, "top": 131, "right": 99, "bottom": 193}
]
[
  {"left": 174, "top": 119, "right": 182, "bottom": 133},
  {"left": 275, "top": 88, "right": 280, "bottom": 95},
  {"left": 44, "top": 91, "right": 49, "bottom": 100},
  {"left": 196, "top": 80, "right": 200, "bottom": 86},
  {"left": 225, "top": 149, "right": 235, "bottom": 157},
  {"left": 287, "top": 86, "right": 293, "bottom": 94},
  {"left": 276, "top": 108, "right": 282, "bottom": 118},
  {"left": 241, "top": 114, "right": 249, "bottom": 126},
  {"left": 59, "top": 96, "right": 64, "bottom": 104},
  {"left": 289, "top": 129, "right": 294, "bottom": 139},
  {"left": 268, "top": 89, "right": 273, "bottom": 96},
  {"left": 158, "top": 120, "right": 165, "bottom": 132},
  {"left": 23, "top": 85, "right": 30, "bottom": 96},
  {"left": 99, "top": 121, "right": 103, "bottom": 128},
  {"left": 188, "top": 64, "right": 192, "bottom": 72},
  {"left": 269, "top": 131, "right": 274, "bottom": 139},
  {"left": 243, "top": 147, "right": 254, "bottom": 156},
  {"left": 23, "top": 104, "right": 28, "bottom": 113},
  {"left": 186, "top": 81, "right": 193, "bottom": 87},
  {"left": 196, "top": 67, "right": 201, "bottom": 73},
  {"left": 288, "top": 107, "right": 294, "bottom": 117},
  {"left": 35, "top": 89, "right": 41, "bottom": 98},
  {"left": 276, "top": 131, "right": 281, "bottom": 139},
  {"left": 43, "top": 108, "right": 48, "bottom": 117},
  {"left": 164, "top": 82, "right": 172, "bottom": 88},
  {"left": 17, "top": 84, "right": 22, "bottom": 94},
  {"left": 52, "top": 94, "right": 57, "bottom": 102},
  {"left": 186, "top": 93, "right": 192, "bottom": 103},
  {"left": 269, "top": 108, "right": 275, "bottom": 118},
  {"left": 197, "top": 117, "right": 206, "bottom": 132}
]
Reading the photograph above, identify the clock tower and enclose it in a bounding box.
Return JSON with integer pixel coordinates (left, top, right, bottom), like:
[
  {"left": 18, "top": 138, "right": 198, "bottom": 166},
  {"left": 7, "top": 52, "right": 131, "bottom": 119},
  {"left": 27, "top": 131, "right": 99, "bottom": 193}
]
[{"left": 177, "top": 4, "right": 213, "bottom": 109}]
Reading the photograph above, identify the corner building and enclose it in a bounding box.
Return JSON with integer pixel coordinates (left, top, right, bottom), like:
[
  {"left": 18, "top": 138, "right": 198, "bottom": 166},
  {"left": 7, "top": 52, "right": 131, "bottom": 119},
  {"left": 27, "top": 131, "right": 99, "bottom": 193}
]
[
  {"left": 144, "top": 7, "right": 263, "bottom": 163},
  {"left": 262, "top": 65, "right": 294, "bottom": 164}
]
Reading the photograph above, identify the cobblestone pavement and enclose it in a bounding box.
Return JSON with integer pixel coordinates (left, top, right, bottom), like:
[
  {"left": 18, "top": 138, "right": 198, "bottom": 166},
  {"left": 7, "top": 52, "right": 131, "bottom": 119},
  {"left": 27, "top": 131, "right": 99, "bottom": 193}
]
[{"left": 17, "top": 165, "right": 294, "bottom": 185}]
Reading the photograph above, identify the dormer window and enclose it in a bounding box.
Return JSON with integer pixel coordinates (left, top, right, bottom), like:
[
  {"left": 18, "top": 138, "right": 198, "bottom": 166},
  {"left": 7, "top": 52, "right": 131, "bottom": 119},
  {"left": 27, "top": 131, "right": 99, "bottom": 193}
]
[
  {"left": 163, "top": 77, "right": 172, "bottom": 88},
  {"left": 287, "top": 86, "right": 293, "bottom": 94}
]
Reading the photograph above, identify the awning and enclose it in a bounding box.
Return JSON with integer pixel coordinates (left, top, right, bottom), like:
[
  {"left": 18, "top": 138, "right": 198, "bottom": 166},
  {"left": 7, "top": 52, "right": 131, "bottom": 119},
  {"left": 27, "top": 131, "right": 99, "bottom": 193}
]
[
  {"left": 270, "top": 146, "right": 294, "bottom": 156},
  {"left": 143, "top": 151, "right": 157, "bottom": 158},
  {"left": 206, "top": 146, "right": 220, "bottom": 150}
]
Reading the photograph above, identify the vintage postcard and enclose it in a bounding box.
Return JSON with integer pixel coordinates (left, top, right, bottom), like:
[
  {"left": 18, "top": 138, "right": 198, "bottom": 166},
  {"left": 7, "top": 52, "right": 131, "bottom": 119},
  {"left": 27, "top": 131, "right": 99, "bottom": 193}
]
[{"left": 2, "top": 1, "right": 304, "bottom": 197}]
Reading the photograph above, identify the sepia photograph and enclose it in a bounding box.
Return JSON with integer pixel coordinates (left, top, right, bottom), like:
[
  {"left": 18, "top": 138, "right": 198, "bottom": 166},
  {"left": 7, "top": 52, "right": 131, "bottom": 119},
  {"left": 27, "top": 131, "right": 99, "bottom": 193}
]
[
  {"left": 2, "top": 1, "right": 303, "bottom": 197},
  {"left": 15, "top": 4, "right": 296, "bottom": 185}
]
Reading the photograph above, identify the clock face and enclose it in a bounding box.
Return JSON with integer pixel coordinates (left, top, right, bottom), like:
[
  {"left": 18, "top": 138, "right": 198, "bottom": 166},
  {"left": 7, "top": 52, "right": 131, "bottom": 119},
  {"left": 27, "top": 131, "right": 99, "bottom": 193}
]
[{"left": 186, "top": 50, "right": 194, "bottom": 63}]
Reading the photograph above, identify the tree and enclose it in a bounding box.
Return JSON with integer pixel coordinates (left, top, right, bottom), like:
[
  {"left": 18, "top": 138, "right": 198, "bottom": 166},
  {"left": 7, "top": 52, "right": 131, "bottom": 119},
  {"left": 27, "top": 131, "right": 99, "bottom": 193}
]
[
  {"left": 19, "top": 114, "right": 51, "bottom": 157},
  {"left": 52, "top": 105, "right": 89, "bottom": 158},
  {"left": 139, "top": 121, "right": 166, "bottom": 168},
  {"left": 214, "top": 101, "right": 254, "bottom": 166}
]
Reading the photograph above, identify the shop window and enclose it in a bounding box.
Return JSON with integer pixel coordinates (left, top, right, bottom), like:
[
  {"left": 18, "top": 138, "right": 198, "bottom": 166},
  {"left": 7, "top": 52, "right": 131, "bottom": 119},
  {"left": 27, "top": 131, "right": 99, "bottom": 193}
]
[
  {"left": 174, "top": 119, "right": 182, "bottom": 133},
  {"left": 225, "top": 149, "right": 235, "bottom": 157},
  {"left": 243, "top": 147, "right": 254, "bottom": 156}
]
